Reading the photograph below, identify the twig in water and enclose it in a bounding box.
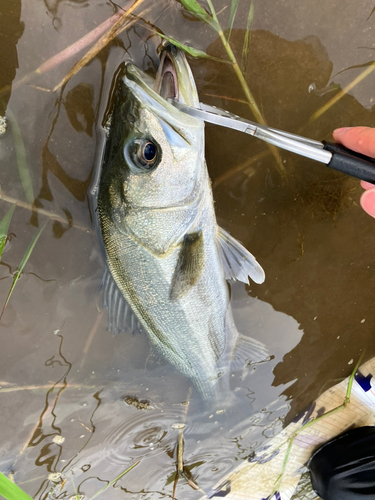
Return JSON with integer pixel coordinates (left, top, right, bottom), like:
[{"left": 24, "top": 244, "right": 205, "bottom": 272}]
[
  {"left": 308, "top": 62, "right": 375, "bottom": 123},
  {"left": 79, "top": 420, "right": 93, "bottom": 433},
  {"left": 16, "top": 11, "right": 124, "bottom": 89},
  {"left": 202, "top": 92, "right": 248, "bottom": 105},
  {"left": 53, "top": 0, "right": 151, "bottom": 91},
  {"left": 0, "top": 383, "right": 95, "bottom": 393},
  {"left": 89, "top": 461, "right": 140, "bottom": 500},
  {"left": 80, "top": 311, "right": 103, "bottom": 369},
  {"left": 177, "top": 424, "right": 185, "bottom": 474},
  {"left": 0, "top": 191, "right": 89, "bottom": 231}
]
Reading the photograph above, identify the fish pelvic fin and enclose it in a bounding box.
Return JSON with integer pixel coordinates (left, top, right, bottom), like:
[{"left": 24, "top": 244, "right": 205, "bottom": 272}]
[
  {"left": 101, "top": 268, "right": 143, "bottom": 336},
  {"left": 217, "top": 227, "right": 265, "bottom": 285},
  {"left": 169, "top": 230, "right": 205, "bottom": 301}
]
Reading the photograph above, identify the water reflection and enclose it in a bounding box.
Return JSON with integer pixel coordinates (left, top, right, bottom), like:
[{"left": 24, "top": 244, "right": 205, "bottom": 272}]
[
  {"left": 0, "top": 0, "right": 24, "bottom": 116},
  {"left": 196, "top": 29, "right": 375, "bottom": 422},
  {"left": 43, "top": 0, "right": 90, "bottom": 17},
  {"left": 1, "top": 2, "right": 375, "bottom": 499}
]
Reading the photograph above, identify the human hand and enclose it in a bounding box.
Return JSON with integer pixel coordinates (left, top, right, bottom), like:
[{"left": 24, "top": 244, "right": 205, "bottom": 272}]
[{"left": 333, "top": 126, "right": 375, "bottom": 219}]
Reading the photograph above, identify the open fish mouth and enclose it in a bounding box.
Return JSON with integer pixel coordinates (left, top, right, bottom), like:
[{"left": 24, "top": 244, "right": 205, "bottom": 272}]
[
  {"left": 154, "top": 46, "right": 179, "bottom": 101},
  {"left": 124, "top": 44, "right": 201, "bottom": 118}
]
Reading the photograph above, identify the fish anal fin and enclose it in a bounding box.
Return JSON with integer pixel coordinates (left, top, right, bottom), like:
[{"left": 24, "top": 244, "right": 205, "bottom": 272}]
[
  {"left": 231, "top": 334, "right": 270, "bottom": 372},
  {"left": 217, "top": 227, "right": 265, "bottom": 285},
  {"left": 101, "top": 268, "right": 142, "bottom": 336},
  {"left": 169, "top": 230, "right": 205, "bottom": 301}
]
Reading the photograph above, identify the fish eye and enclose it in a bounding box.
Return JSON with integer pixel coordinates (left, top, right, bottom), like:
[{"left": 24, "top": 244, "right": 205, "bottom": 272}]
[
  {"left": 124, "top": 138, "right": 161, "bottom": 172},
  {"left": 140, "top": 142, "right": 158, "bottom": 164},
  {"left": 133, "top": 139, "right": 159, "bottom": 170}
]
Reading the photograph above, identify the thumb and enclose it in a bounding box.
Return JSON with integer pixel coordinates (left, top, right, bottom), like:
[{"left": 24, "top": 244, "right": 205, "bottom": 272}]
[{"left": 333, "top": 126, "right": 375, "bottom": 158}]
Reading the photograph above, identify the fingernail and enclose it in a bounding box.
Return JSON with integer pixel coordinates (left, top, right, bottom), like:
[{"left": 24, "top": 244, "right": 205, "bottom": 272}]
[
  {"left": 361, "top": 180, "right": 375, "bottom": 190},
  {"left": 360, "top": 189, "right": 375, "bottom": 219},
  {"left": 333, "top": 127, "right": 352, "bottom": 135}
]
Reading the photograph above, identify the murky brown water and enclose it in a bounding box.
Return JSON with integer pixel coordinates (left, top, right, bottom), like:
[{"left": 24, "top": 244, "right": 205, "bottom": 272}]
[{"left": 1, "top": 0, "right": 375, "bottom": 498}]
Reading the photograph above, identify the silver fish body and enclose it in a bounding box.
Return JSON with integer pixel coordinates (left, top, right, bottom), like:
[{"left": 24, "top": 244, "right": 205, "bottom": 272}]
[{"left": 98, "top": 45, "right": 266, "bottom": 400}]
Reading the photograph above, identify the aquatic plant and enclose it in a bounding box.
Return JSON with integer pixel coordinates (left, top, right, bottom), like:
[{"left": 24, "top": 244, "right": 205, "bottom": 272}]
[
  {"left": 0, "top": 473, "right": 33, "bottom": 500},
  {"left": 1, "top": 221, "right": 47, "bottom": 319},
  {"left": 0, "top": 462, "right": 140, "bottom": 500},
  {"left": 267, "top": 352, "right": 365, "bottom": 500},
  {"left": 0, "top": 205, "right": 15, "bottom": 261}
]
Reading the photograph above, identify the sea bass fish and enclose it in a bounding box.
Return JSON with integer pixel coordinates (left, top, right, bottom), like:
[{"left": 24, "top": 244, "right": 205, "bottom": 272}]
[{"left": 97, "top": 44, "right": 267, "bottom": 400}]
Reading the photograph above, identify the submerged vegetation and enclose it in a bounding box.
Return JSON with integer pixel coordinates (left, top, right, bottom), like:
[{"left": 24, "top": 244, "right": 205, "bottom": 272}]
[
  {"left": 0, "top": 462, "right": 140, "bottom": 500},
  {"left": 0, "top": 220, "right": 47, "bottom": 319}
]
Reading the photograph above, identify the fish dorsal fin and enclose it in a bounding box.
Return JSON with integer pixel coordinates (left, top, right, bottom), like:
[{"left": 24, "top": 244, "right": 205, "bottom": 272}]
[
  {"left": 217, "top": 227, "right": 265, "bottom": 285},
  {"left": 101, "top": 268, "right": 143, "bottom": 335},
  {"left": 170, "top": 231, "right": 205, "bottom": 301}
]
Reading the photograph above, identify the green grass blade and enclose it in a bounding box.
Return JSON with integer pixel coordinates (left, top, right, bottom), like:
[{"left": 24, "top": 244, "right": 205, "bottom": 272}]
[
  {"left": 0, "top": 472, "right": 33, "bottom": 500},
  {"left": 6, "top": 109, "right": 34, "bottom": 205},
  {"left": 227, "top": 0, "right": 239, "bottom": 41},
  {"left": 1, "top": 220, "right": 47, "bottom": 318},
  {"left": 158, "top": 33, "right": 228, "bottom": 63},
  {"left": 241, "top": 0, "right": 254, "bottom": 73},
  {"left": 179, "top": 0, "right": 221, "bottom": 31},
  {"left": 89, "top": 461, "right": 140, "bottom": 500},
  {"left": 0, "top": 205, "right": 16, "bottom": 261}
]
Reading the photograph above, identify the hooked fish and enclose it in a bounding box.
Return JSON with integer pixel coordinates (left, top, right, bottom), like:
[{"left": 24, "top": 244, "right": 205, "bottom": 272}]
[{"left": 97, "top": 44, "right": 267, "bottom": 400}]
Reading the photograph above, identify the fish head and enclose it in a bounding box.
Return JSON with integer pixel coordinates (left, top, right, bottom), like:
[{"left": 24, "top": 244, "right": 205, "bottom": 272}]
[{"left": 102, "top": 44, "right": 205, "bottom": 217}]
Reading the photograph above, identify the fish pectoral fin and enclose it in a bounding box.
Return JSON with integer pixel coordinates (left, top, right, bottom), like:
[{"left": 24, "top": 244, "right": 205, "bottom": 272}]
[
  {"left": 231, "top": 334, "right": 270, "bottom": 372},
  {"left": 217, "top": 227, "right": 265, "bottom": 285},
  {"left": 169, "top": 230, "right": 205, "bottom": 301},
  {"left": 101, "top": 268, "right": 143, "bottom": 336}
]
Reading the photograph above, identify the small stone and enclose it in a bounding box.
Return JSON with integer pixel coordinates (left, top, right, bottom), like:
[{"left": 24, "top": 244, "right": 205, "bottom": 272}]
[
  {"left": 308, "top": 82, "right": 316, "bottom": 93},
  {"left": 0, "top": 116, "right": 7, "bottom": 135},
  {"left": 348, "top": 359, "right": 354, "bottom": 365},
  {"left": 52, "top": 435, "right": 65, "bottom": 444},
  {"left": 48, "top": 472, "right": 61, "bottom": 482},
  {"left": 79, "top": 434, "right": 85, "bottom": 438},
  {"left": 361, "top": 319, "right": 366, "bottom": 324},
  {"left": 172, "top": 423, "right": 185, "bottom": 429}
]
